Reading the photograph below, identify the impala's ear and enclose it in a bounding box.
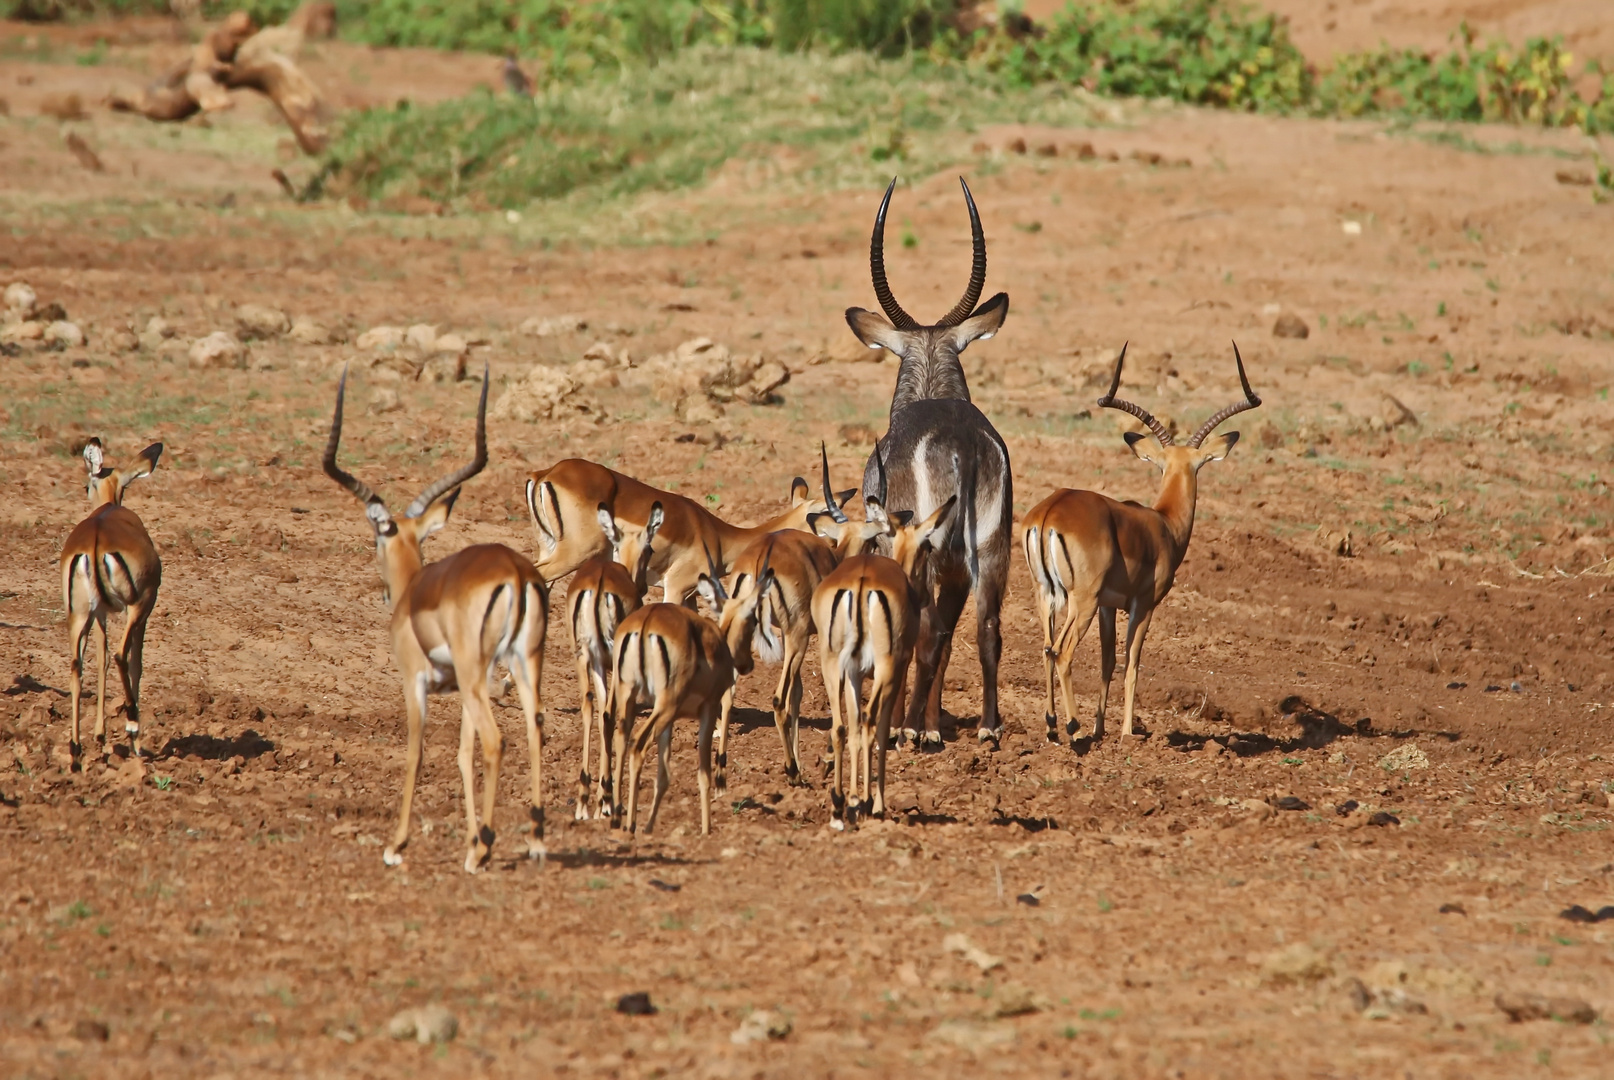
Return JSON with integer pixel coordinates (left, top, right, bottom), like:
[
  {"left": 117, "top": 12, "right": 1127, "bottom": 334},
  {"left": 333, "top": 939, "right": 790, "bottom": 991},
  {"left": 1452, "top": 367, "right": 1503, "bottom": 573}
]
[
  {"left": 845, "top": 307, "right": 909, "bottom": 354},
  {"left": 117, "top": 442, "right": 162, "bottom": 496},
  {"left": 835, "top": 487, "right": 858, "bottom": 510},
  {"left": 644, "top": 502, "right": 665, "bottom": 542},
  {"left": 1197, "top": 431, "right": 1239, "bottom": 466},
  {"left": 696, "top": 573, "right": 725, "bottom": 611},
  {"left": 415, "top": 486, "right": 460, "bottom": 541},
  {"left": 596, "top": 503, "right": 620, "bottom": 544},
  {"left": 947, "top": 292, "right": 1008, "bottom": 353},
  {"left": 82, "top": 438, "right": 106, "bottom": 478},
  {"left": 807, "top": 511, "right": 836, "bottom": 539},
  {"left": 889, "top": 509, "right": 915, "bottom": 529},
  {"left": 1122, "top": 430, "right": 1163, "bottom": 467},
  {"left": 916, "top": 495, "right": 958, "bottom": 548},
  {"left": 789, "top": 476, "right": 809, "bottom": 506}
]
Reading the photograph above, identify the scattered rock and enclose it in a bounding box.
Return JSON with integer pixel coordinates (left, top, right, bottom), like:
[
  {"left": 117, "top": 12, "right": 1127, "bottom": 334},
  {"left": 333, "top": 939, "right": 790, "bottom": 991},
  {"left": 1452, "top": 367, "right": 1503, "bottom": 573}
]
[
  {"left": 629, "top": 337, "right": 790, "bottom": 420},
  {"left": 432, "top": 332, "right": 468, "bottom": 357},
  {"left": 45, "top": 320, "right": 85, "bottom": 348},
  {"left": 420, "top": 351, "right": 467, "bottom": 384},
  {"left": 647, "top": 879, "right": 681, "bottom": 893},
  {"left": 1316, "top": 525, "right": 1353, "bottom": 557},
  {"left": 4, "top": 281, "right": 36, "bottom": 317},
  {"left": 1378, "top": 744, "right": 1428, "bottom": 773},
  {"left": 990, "top": 983, "right": 1043, "bottom": 1018},
  {"left": 108, "top": 328, "right": 139, "bottom": 353},
  {"left": 287, "top": 316, "right": 335, "bottom": 345},
  {"left": 1438, "top": 902, "right": 1467, "bottom": 915},
  {"left": 730, "top": 1009, "right": 792, "bottom": 1045},
  {"left": 368, "top": 387, "right": 402, "bottom": 414},
  {"left": 572, "top": 358, "right": 620, "bottom": 390},
  {"left": 404, "top": 323, "right": 438, "bottom": 351},
  {"left": 1367, "top": 811, "right": 1400, "bottom": 827},
  {"left": 1495, "top": 992, "right": 1596, "bottom": 1024},
  {"left": 616, "top": 991, "right": 656, "bottom": 1016},
  {"left": 520, "top": 313, "right": 586, "bottom": 337},
  {"left": 1345, "top": 976, "right": 1428, "bottom": 1019},
  {"left": 839, "top": 422, "right": 879, "bottom": 446},
  {"left": 70, "top": 1018, "right": 110, "bottom": 1042},
  {"left": 140, "top": 316, "right": 177, "bottom": 351},
  {"left": 1275, "top": 795, "right": 1310, "bottom": 811},
  {"left": 1272, "top": 313, "right": 1310, "bottom": 339},
  {"left": 1, "top": 320, "right": 43, "bottom": 344},
  {"left": 356, "top": 326, "right": 405, "bottom": 351},
  {"left": 35, "top": 302, "right": 67, "bottom": 323},
  {"left": 928, "top": 1019, "right": 1016, "bottom": 1054},
  {"left": 942, "top": 932, "right": 1004, "bottom": 973},
  {"left": 189, "top": 331, "right": 246, "bottom": 369},
  {"left": 492, "top": 363, "right": 602, "bottom": 423},
  {"left": 1379, "top": 394, "right": 1417, "bottom": 430},
  {"left": 65, "top": 131, "right": 103, "bottom": 172},
  {"left": 40, "top": 91, "right": 86, "bottom": 121},
  {"left": 386, "top": 1004, "right": 458, "bottom": 1043},
  {"left": 1559, "top": 904, "right": 1614, "bottom": 923},
  {"left": 1015, "top": 892, "right": 1040, "bottom": 907},
  {"left": 236, "top": 304, "right": 290, "bottom": 340},
  {"left": 1258, "top": 944, "right": 1333, "bottom": 987},
  {"left": 1334, "top": 800, "right": 1359, "bottom": 817}
]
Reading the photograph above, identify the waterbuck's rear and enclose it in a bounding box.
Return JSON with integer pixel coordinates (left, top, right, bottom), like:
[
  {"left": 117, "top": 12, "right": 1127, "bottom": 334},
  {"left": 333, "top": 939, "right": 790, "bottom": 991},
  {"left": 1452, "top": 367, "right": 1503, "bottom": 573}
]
[{"left": 844, "top": 177, "right": 1013, "bottom": 746}]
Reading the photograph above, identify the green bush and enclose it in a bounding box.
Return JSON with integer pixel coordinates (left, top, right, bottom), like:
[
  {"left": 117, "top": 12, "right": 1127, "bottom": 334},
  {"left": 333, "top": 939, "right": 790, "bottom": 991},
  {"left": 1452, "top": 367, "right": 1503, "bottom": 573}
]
[
  {"left": 980, "top": 0, "right": 1312, "bottom": 112},
  {"left": 1316, "top": 26, "right": 1614, "bottom": 131}
]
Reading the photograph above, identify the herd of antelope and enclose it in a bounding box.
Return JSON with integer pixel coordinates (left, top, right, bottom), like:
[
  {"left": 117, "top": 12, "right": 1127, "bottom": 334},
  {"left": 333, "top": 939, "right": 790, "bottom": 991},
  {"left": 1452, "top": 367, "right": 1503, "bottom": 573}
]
[{"left": 58, "top": 178, "right": 1260, "bottom": 872}]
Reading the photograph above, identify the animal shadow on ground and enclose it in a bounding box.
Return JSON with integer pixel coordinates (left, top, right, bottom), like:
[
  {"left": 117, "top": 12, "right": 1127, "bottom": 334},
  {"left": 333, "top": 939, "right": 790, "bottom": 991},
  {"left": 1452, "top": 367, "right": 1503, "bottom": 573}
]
[
  {"left": 4, "top": 674, "right": 65, "bottom": 697},
  {"left": 159, "top": 729, "right": 276, "bottom": 761},
  {"left": 1159, "top": 694, "right": 1459, "bottom": 757},
  {"left": 545, "top": 847, "right": 706, "bottom": 871}
]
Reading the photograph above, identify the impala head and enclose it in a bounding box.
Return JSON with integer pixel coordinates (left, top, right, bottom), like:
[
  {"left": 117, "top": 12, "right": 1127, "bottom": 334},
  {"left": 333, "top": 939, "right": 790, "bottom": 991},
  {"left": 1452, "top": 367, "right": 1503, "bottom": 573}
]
[
  {"left": 599, "top": 501, "right": 664, "bottom": 593},
  {"left": 863, "top": 442, "right": 958, "bottom": 580},
  {"left": 697, "top": 565, "right": 776, "bottom": 676},
  {"left": 324, "top": 363, "right": 490, "bottom": 606},
  {"left": 844, "top": 177, "right": 1009, "bottom": 408},
  {"left": 1097, "top": 343, "right": 1261, "bottom": 475},
  {"left": 81, "top": 437, "right": 163, "bottom": 508},
  {"left": 806, "top": 442, "right": 881, "bottom": 557}
]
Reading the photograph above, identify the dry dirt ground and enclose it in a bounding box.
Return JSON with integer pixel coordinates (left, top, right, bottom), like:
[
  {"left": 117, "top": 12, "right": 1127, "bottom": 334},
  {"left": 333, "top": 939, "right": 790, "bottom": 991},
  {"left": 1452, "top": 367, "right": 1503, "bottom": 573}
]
[{"left": 2, "top": 13, "right": 1614, "bottom": 1080}]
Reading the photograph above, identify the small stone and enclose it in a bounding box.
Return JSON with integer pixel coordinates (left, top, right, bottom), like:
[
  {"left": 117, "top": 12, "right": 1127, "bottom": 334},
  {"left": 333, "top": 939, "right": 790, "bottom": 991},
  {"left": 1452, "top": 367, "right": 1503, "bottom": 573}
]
[
  {"left": 1496, "top": 992, "right": 1596, "bottom": 1025},
  {"left": 287, "top": 316, "right": 335, "bottom": 345},
  {"left": 839, "top": 423, "right": 879, "bottom": 446},
  {"left": 1367, "top": 811, "right": 1400, "bottom": 827},
  {"left": 730, "top": 1009, "right": 791, "bottom": 1045},
  {"left": 387, "top": 1004, "right": 457, "bottom": 1043},
  {"left": 1272, "top": 313, "right": 1310, "bottom": 339},
  {"left": 492, "top": 363, "right": 601, "bottom": 423},
  {"left": 1341, "top": 220, "right": 1363, "bottom": 236},
  {"left": 519, "top": 313, "right": 586, "bottom": 337},
  {"left": 235, "top": 304, "right": 290, "bottom": 340},
  {"left": 581, "top": 340, "right": 616, "bottom": 362},
  {"left": 679, "top": 396, "right": 725, "bottom": 424},
  {"left": 144, "top": 315, "right": 175, "bottom": 339},
  {"left": 3, "top": 282, "right": 36, "bottom": 317},
  {"left": 1275, "top": 795, "right": 1310, "bottom": 811},
  {"left": 1439, "top": 902, "right": 1467, "bottom": 915},
  {"left": 927, "top": 1019, "right": 1016, "bottom": 1054},
  {"left": 189, "top": 331, "right": 246, "bottom": 369},
  {"left": 1380, "top": 395, "right": 1417, "bottom": 430},
  {"left": 990, "top": 984, "right": 1042, "bottom": 1018},
  {"left": 1015, "top": 893, "right": 1040, "bottom": 907},
  {"left": 616, "top": 991, "right": 656, "bottom": 1016},
  {"left": 1258, "top": 944, "right": 1332, "bottom": 986},
  {"left": 942, "top": 932, "right": 1003, "bottom": 973},
  {"left": 356, "top": 326, "right": 405, "bottom": 351},
  {"left": 404, "top": 324, "right": 438, "bottom": 351},
  {"left": 108, "top": 329, "right": 139, "bottom": 353},
  {"left": 432, "top": 332, "right": 467, "bottom": 356},
  {"left": 368, "top": 387, "right": 402, "bottom": 414},
  {"left": 1378, "top": 744, "right": 1428, "bottom": 773},
  {"left": 1, "top": 321, "right": 43, "bottom": 343},
  {"left": 45, "top": 320, "right": 84, "bottom": 348},
  {"left": 1316, "top": 525, "right": 1353, "bottom": 557},
  {"left": 40, "top": 91, "right": 86, "bottom": 121},
  {"left": 70, "top": 1018, "right": 109, "bottom": 1042},
  {"left": 35, "top": 302, "right": 66, "bottom": 323}
]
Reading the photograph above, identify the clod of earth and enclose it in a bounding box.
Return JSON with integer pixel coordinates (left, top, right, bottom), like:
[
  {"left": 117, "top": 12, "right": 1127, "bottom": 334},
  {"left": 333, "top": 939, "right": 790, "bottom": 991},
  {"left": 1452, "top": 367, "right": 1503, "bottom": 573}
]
[
  {"left": 616, "top": 992, "right": 656, "bottom": 1016},
  {"left": 492, "top": 363, "right": 602, "bottom": 423},
  {"left": 1015, "top": 892, "right": 1040, "bottom": 906},
  {"left": 288, "top": 316, "right": 336, "bottom": 345},
  {"left": 943, "top": 932, "right": 1004, "bottom": 973},
  {"left": 3, "top": 281, "right": 36, "bottom": 317},
  {"left": 189, "top": 332, "right": 246, "bottom": 370},
  {"left": 1272, "top": 313, "right": 1310, "bottom": 339},
  {"left": 1438, "top": 902, "right": 1467, "bottom": 915},
  {"left": 1367, "top": 812, "right": 1400, "bottom": 827},
  {"left": 386, "top": 1004, "right": 458, "bottom": 1044},
  {"left": 1559, "top": 904, "right": 1614, "bottom": 924},
  {"left": 1258, "top": 944, "right": 1333, "bottom": 986},
  {"left": 44, "top": 321, "right": 84, "bottom": 349},
  {"left": 1275, "top": 795, "right": 1310, "bottom": 811},
  {"left": 70, "top": 1018, "right": 109, "bottom": 1042},
  {"left": 1378, "top": 744, "right": 1428, "bottom": 772},
  {"left": 1495, "top": 992, "right": 1597, "bottom": 1024},
  {"left": 519, "top": 313, "right": 586, "bottom": 337},
  {"left": 928, "top": 1019, "right": 1017, "bottom": 1054},
  {"left": 236, "top": 304, "right": 290, "bottom": 341}
]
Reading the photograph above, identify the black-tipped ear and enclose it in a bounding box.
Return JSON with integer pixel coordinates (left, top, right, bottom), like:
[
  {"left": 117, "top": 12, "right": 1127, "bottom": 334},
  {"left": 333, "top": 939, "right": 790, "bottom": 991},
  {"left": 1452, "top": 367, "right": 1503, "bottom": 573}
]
[
  {"left": 1123, "top": 431, "right": 1147, "bottom": 448},
  {"left": 789, "top": 476, "right": 809, "bottom": 505},
  {"left": 835, "top": 488, "right": 858, "bottom": 509},
  {"left": 1223, "top": 431, "right": 1241, "bottom": 451},
  {"left": 890, "top": 510, "right": 914, "bottom": 528}
]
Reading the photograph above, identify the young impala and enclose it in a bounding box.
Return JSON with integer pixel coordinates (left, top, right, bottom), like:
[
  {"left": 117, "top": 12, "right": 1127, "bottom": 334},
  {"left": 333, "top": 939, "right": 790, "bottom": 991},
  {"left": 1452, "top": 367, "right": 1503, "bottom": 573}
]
[
  {"left": 525, "top": 458, "right": 853, "bottom": 601},
  {"left": 698, "top": 446, "right": 879, "bottom": 788},
  {"left": 813, "top": 450, "right": 956, "bottom": 828},
  {"left": 1022, "top": 344, "right": 1261, "bottom": 740},
  {"left": 59, "top": 438, "right": 163, "bottom": 767},
  {"left": 324, "top": 365, "right": 551, "bottom": 872},
  {"left": 565, "top": 503, "right": 662, "bottom": 820},
  {"left": 605, "top": 602, "right": 734, "bottom": 837}
]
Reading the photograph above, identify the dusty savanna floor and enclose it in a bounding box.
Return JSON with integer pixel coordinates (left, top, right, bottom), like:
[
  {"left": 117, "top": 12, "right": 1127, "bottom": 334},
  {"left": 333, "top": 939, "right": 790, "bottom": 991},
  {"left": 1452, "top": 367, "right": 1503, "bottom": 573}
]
[{"left": 3, "top": 13, "right": 1614, "bottom": 1079}]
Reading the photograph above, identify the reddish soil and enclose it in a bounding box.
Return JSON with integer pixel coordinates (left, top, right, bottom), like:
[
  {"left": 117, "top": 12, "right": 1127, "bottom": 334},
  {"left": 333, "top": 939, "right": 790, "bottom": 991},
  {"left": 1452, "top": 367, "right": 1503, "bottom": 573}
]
[{"left": 2, "top": 14, "right": 1613, "bottom": 1078}]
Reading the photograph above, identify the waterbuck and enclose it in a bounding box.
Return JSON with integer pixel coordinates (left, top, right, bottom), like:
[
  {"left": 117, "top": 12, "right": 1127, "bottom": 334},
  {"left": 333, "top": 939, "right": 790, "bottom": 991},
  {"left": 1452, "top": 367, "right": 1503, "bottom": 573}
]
[{"left": 843, "top": 177, "right": 1013, "bottom": 746}]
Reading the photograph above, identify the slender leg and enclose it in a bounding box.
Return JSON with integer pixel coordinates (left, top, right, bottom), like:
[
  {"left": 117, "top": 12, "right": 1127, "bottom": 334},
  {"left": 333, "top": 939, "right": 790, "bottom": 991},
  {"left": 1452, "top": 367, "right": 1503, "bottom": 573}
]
[
  {"left": 1053, "top": 596, "right": 1099, "bottom": 738},
  {"left": 66, "top": 598, "right": 94, "bottom": 771},
  {"left": 116, "top": 592, "right": 156, "bottom": 758},
  {"left": 900, "top": 602, "right": 934, "bottom": 747},
  {"left": 514, "top": 640, "right": 547, "bottom": 861},
  {"left": 645, "top": 723, "right": 674, "bottom": 833},
  {"left": 1120, "top": 606, "right": 1154, "bottom": 737},
  {"left": 455, "top": 697, "right": 484, "bottom": 872},
  {"left": 919, "top": 579, "right": 968, "bottom": 747},
  {"left": 783, "top": 644, "right": 807, "bottom": 786},
  {"left": 475, "top": 689, "right": 504, "bottom": 866},
  {"left": 94, "top": 615, "right": 109, "bottom": 745},
  {"left": 1095, "top": 608, "right": 1118, "bottom": 740},
  {"left": 608, "top": 688, "right": 631, "bottom": 829},
  {"left": 844, "top": 673, "right": 864, "bottom": 823},
  {"left": 870, "top": 655, "right": 904, "bottom": 818},
  {"left": 574, "top": 648, "right": 594, "bottom": 820},
  {"left": 769, "top": 646, "right": 795, "bottom": 783},
  {"left": 715, "top": 684, "right": 735, "bottom": 791},
  {"left": 975, "top": 560, "right": 1008, "bottom": 742},
  {"left": 591, "top": 666, "right": 613, "bottom": 818},
  {"left": 822, "top": 645, "right": 848, "bottom": 829},
  {"left": 385, "top": 675, "right": 427, "bottom": 867},
  {"left": 696, "top": 702, "right": 716, "bottom": 836}
]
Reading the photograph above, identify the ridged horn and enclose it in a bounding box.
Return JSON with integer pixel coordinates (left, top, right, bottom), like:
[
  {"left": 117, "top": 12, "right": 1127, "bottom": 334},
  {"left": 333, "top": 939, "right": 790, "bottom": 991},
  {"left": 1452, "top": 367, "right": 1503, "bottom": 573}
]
[
  {"left": 404, "top": 362, "right": 490, "bottom": 518},
  {"left": 1188, "top": 343, "right": 1263, "bottom": 448},
  {"left": 869, "top": 177, "right": 920, "bottom": 331},
  {"left": 937, "top": 176, "right": 987, "bottom": 327},
  {"left": 323, "top": 365, "right": 385, "bottom": 509},
  {"left": 820, "top": 441, "right": 848, "bottom": 524},
  {"left": 1095, "top": 343, "right": 1174, "bottom": 446}
]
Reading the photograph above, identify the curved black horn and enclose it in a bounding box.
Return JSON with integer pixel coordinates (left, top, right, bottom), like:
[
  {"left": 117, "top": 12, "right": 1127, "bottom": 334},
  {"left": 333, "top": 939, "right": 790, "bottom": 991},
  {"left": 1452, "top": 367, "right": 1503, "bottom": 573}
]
[
  {"left": 1095, "top": 343, "right": 1175, "bottom": 447},
  {"left": 820, "top": 441, "right": 848, "bottom": 524},
  {"left": 323, "top": 365, "right": 385, "bottom": 508},
  {"left": 938, "top": 176, "right": 988, "bottom": 327},
  {"left": 873, "top": 441, "right": 889, "bottom": 505},
  {"left": 869, "top": 177, "right": 920, "bottom": 331},
  {"left": 1187, "top": 342, "right": 1263, "bottom": 447},
  {"left": 405, "top": 362, "right": 490, "bottom": 518}
]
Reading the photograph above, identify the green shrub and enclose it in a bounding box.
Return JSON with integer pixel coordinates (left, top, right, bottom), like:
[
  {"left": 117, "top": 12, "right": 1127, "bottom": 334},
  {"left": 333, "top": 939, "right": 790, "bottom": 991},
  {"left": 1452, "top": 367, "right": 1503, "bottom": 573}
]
[{"left": 985, "top": 0, "right": 1312, "bottom": 112}]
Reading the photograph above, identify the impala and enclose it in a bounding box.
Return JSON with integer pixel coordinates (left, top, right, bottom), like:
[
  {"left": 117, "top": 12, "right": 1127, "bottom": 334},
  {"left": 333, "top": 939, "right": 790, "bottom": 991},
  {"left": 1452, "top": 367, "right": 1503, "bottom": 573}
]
[
  {"left": 698, "top": 446, "right": 879, "bottom": 788},
  {"left": 565, "top": 503, "right": 662, "bottom": 820},
  {"left": 844, "top": 176, "right": 1014, "bottom": 747},
  {"left": 60, "top": 438, "right": 163, "bottom": 767},
  {"left": 1022, "top": 344, "right": 1261, "bottom": 740},
  {"left": 324, "top": 365, "right": 550, "bottom": 872},
  {"left": 813, "top": 449, "right": 957, "bottom": 828},
  {"left": 606, "top": 602, "right": 734, "bottom": 837},
  {"left": 525, "top": 458, "right": 853, "bottom": 601}
]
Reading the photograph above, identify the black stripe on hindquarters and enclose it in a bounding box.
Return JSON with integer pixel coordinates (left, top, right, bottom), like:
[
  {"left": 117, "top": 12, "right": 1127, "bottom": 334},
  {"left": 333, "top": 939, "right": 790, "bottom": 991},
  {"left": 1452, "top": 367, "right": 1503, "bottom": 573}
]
[
  {"left": 107, "top": 551, "right": 136, "bottom": 600},
  {"left": 480, "top": 583, "right": 508, "bottom": 651},
  {"left": 870, "top": 589, "right": 893, "bottom": 654}
]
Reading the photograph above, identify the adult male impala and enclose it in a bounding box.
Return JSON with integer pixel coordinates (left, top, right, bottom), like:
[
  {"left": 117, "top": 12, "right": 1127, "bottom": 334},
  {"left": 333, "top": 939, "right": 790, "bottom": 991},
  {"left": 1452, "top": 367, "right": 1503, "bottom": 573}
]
[
  {"left": 1022, "top": 344, "right": 1261, "bottom": 740},
  {"left": 525, "top": 459, "right": 853, "bottom": 601},
  {"left": 324, "top": 366, "right": 550, "bottom": 873},
  {"left": 844, "top": 177, "right": 1014, "bottom": 747},
  {"left": 60, "top": 438, "right": 163, "bottom": 766}
]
